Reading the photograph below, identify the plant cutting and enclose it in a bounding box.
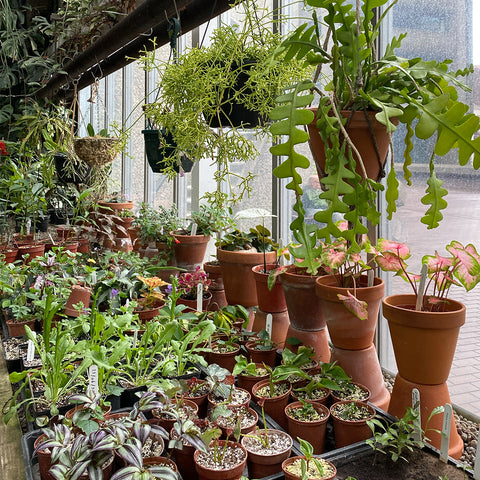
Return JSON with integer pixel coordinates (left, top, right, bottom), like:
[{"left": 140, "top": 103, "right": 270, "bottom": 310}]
[
  {"left": 176, "top": 266, "right": 212, "bottom": 312},
  {"left": 232, "top": 355, "right": 270, "bottom": 395},
  {"left": 245, "top": 328, "right": 278, "bottom": 367},
  {"left": 282, "top": 438, "right": 337, "bottom": 480},
  {"left": 270, "top": 0, "right": 480, "bottom": 250}
]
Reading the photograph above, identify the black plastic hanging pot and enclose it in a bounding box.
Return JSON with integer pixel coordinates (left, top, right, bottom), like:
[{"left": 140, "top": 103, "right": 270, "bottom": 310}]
[
  {"left": 54, "top": 153, "right": 92, "bottom": 185},
  {"left": 142, "top": 128, "right": 193, "bottom": 174}
]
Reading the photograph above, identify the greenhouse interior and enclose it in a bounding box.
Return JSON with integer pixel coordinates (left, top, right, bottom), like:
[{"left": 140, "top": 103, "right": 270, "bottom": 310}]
[{"left": 1, "top": 0, "right": 480, "bottom": 479}]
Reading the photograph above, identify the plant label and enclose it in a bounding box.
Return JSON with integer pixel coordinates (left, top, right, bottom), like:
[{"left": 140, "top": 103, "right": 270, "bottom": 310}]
[
  {"left": 412, "top": 388, "right": 422, "bottom": 443},
  {"left": 133, "top": 330, "right": 138, "bottom": 348},
  {"left": 197, "top": 284, "right": 203, "bottom": 312},
  {"left": 88, "top": 365, "right": 99, "bottom": 396},
  {"left": 440, "top": 403, "right": 452, "bottom": 463},
  {"left": 266, "top": 313, "right": 273, "bottom": 338},
  {"left": 26, "top": 333, "right": 36, "bottom": 362},
  {"left": 190, "top": 223, "right": 197, "bottom": 236}
]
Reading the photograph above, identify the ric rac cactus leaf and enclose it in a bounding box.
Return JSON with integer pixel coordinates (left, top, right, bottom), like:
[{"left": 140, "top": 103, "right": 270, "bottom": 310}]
[
  {"left": 420, "top": 160, "right": 448, "bottom": 229},
  {"left": 270, "top": 80, "right": 315, "bottom": 196},
  {"left": 414, "top": 94, "right": 450, "bottom": 140},
  {"left": 386, "top": 163, "right": 399, "bottom": 220}
]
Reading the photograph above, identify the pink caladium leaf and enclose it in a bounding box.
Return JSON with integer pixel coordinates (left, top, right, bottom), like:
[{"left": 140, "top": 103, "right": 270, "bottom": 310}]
[
  {"left": 337, "top": 292, "right": 368, "bottom": 321},
  {"left": 422, "top": 251, "right": 452, "bottom": 273},
  {"left": 377, "top": 239, "right": 410, "bottom": 259},
  {"left": 375, "top": 251, "right": 405, "bottom": 272},
  {"left": 446, "top": 241, "right": 480, "bottom": 291},
  {"left": 323, "top": 248, "right": 346, "bottom": 270}
]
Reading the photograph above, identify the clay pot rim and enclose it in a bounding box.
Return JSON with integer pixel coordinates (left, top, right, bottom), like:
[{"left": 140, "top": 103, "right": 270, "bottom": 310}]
[
  {"left": 329, "top": 400, "right": 376, "bottom": 423},
  {"left": 383, "top": 294, "right": 466, "bottom": 329},
  {"left": 315, "top": 274, "right": 385, "bottom": 296},
  {"left": 193, "top": 439, "right": 247, "bottom": 471},
  {"left": 280, "top": 264, "right": 321, "bottom": 284},
  {"left": 251, "top": 379, "right": 292, "bottom": 400},
  {"left": 282, "top": 454, "right": 337, "bottom": 480},
  {"left": 170, "top": 230, "right": 211, "bottom": 242},
  {"left": 241, "top": 428, "right": 293, "bottom": 455}
]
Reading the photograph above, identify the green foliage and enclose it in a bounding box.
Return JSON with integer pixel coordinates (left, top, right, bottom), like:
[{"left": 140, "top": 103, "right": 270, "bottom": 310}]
[{"left": 270, "top": 0, "right": 480, "bottom": 245}]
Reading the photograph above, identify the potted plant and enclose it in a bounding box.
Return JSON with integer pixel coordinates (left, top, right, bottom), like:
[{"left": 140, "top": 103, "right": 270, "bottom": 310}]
[
  {"left": 282, "top": 438, "right": 337, "bottom": 480},
  {"left": 330, "top": 400, "right": 376, "bottom": 448},
  {"left": 141, "top": 2, "right": 310, "bottom": 199},
  {"left": 375, "top": 238, "right": 480, "bottom": 457},
  {"left": 133, "top": 276, "right": 168, "bottom": 322},
  {"left": 240, "top": 398, "right": 293, "bottom": 478},
  {"left": 217, "top": 222, "right": 278, "bottom": 307},
  {"left": 74, "top": 123, "right": 121, "bottom": 168},
  {"left": 245, "top": 328, "right": 278, "bottom": 367},
  {"left": 232, "top": 355, "right": 270, "bottom": 395},
  {"left": 270, "top": 0, "right": 480, "bottom": 249},
  {"left": 176, "top": 266, "right": 212, "bottom": 312},
  {"left": 285, "top": 400, "right": 330, "bottom": 454}
]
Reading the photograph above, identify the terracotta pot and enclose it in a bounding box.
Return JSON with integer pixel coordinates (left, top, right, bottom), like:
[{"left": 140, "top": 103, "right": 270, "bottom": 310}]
[
  {"left": 56, "top": 226, "right": 76, "bottom": 240},
  {"left": 171, "top": 232, "right": 210, "bottom": 271},
  {"left": 252, "top": 309, "right": 290, "bottom": 346},
  {"left": 280, "top": 265, "right": 325, "bottom": 331},
  {"left": 382, "top": 294, "right": 466, "bottom": 384},
  {"left": 64, "top": 285, "right": 91, "bottom": 317},
  {"left": 282, "top": 455, "right": 337, "bottom": 480},
  {"left": 62, "top": 241, "right": 79, "bottom": 253},
  {"left": 176, "top": 291, "right": 212, "bottom": 313},
  {"left": 16, "top": 243, "right": 45, "bottom": 263},
  {"left": 143, "top": 456, "right": 176, "bottom": 472},
  {"left": 180, "top": 378, "right": 210, "bottom": 418},
  {"left": 206, "top": 342, "right": 240, "bottom": 372},
  {"left": 34, "top": 434, "right": 55, "bottom": 480},
  {"left": 241, "top": 429, "right": 292, "bottom": 478},
  {"left": 217, "top": 248, "right": 276, "bottom": 307},
  {"left": 315, "top": 275, "right": 384, "bottom": 350},
  {"left": 252, "top": 264, "right": 287, "bottom": 312},
  {"left": 1, "top": 248, "right": 18, "bottom": 263},
  {"left": 291, "top": 385, "right": 331, "bottom": 407},
  {"left": 75, "top": 237, "right": 88, "bottom": 254},
  {"left": 152, "top": 398, "right": 199, "bottom": 432},
  {"left": 98, "top": 200, "right": 134, "bottom": 212},
  {"left": 216, "top": 406, "right": 258, "bottom": 438},
  {"left": 330, "top": 400, "right": 375, "bottom": 448},
  {"left": 251, "top": 379, "right": 292, "bottom": 430},
  {"left": 204, "top": 261, "right": 227, "bottom": 310},
  {"left": 128, "top": 226, "right": 142, "bottom": 251},
  {"left": 194, "top": 440, "right": 247, "bottom": 480},
  {"left": 245, "top": 341, "right": 277, "bottom": 367},
  {"left": 307, "top": 108, "right": 397, "bottom": 182},
  {"left": 285, "top": 401, "right": 329, "bottom": 454},
  {"left": 6, "top": 318, "right": 35, "bottom": 337},
  {"left": 172, "top": 433, "right": 198, "bottom": 480},
  {"left": 207, "top": 386, "right": 251, "bottom": 411},
  {"left": 133, "top": 300, "right": 165, "bottom": 323},
  {"left": 236, "top": 364, "right": 270, "bottom": 395}
]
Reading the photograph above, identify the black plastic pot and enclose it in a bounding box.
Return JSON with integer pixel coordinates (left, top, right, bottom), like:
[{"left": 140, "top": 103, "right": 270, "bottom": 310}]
[{"left": 142, "top": 128, "right": 194, "bottom": 174}]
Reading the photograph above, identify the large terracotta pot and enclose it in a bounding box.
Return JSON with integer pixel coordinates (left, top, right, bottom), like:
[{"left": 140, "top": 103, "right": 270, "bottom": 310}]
[
  {"left": 315, "top": 275, "right": 384, "bottom": 350},
  {"left": 241, "top": 429, "right": 292, "bottom": 478},
  {"left": 171, "top": 232, "right": 210, "bottom": 272},
  {"left": 252, "top": 264, "right": 287, "bottom": 312},
  {"left": 307, "top": 108, "right": 397, "bottom": 182},
  {"left": 285, "top": 401, "right": 330, "bottom": 454},
  {"left": 280, "top": 265, "right": 325, "bottom": 331},
  {"left": 382, "top": 294, "right": 466, "bottom": 384},
  {"left": 98, "top": 200, "right": 134, "bottom": 212},
  {"left": 194, "top": 440, "right": 247, "bottom": 480},
  {"left": 6, "top": 318, "right": 35, "bottom": 338},
  {"left": 217, "top": 248, "right": 276, "bottom": 307}
]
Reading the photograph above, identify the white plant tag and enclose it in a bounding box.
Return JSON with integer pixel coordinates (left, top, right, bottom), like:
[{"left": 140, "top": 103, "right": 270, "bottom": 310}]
[
  {"left": 88, "top": 365, "right": 99, "bottom": 396},
  {"left": 26, "top": 337, "right": 35, "bottom": 362},
  {"left": 412, "top": 388, "right": 422, "bottom": 443},
  {"left": 266, "top": 314, "right": 273, "bottom": 338},
  {"left": 133, "top": 330, "right": 138, "bottom": 349},
  {"left": 196, "top": 284, "right": 203, "bottom": 312},
  {"left": 190, "top": 223, "right": 197, "bottom": 236},
  {"left": 440, "top": 403, "right": 452, "bottom": 463}
]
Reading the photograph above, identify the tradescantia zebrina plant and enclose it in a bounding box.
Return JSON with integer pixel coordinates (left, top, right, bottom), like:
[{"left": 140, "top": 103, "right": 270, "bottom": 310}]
[{"left": 270, "top": 0, "right": 480, "bottom": 258}]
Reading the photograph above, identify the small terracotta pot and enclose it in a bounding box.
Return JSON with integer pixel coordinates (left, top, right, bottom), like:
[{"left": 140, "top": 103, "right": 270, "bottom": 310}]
[
  {"left": 241, "top": 429, "right": 292, "bottom": 478},
  {"left": 285, "top": 401, "right": 330, "bottom": 454},
  {"left": 6, "top": 318, "right": 35, "bottom": 337},
  {"left": 151, "top": 398, "right": 199, "bottom": 432},
  {"left": 245, "top": 340, "right": 277, "bottom": 367},
  {"left": 77, "top": 237, "right": 89, "bottom": 254},
  {"left": 252, "top": 264, "right": 287, "bottom": 312},
  {"left": 2, "top": 248, "right": 18, "bottom": 263},
  {"left": 16, "top": 243, "right": 45, "bottom": 263},
  {"left": 207, "top": 386, "right": 251, "bottom": 411},
  {"left": 34, "top": 434, "right": 54, "bottom": 480},
  {"left": 330, "top": 381, "right": 371, "bottom": 404},
  {"left": 133, "top": 299, "right": 165, "bottom": 323},
  {"left": 215, "top": 406, "right": 258, "bottom": 438},
  {"left": 282, "top": 455, "right": 337, "bottom": 480},
  {"left": 64, "top": 285, "right": 91, "bottom": 317},
  {"left": 206, "top": 342, "right": 240, "bottom": 372},
  {"left": 236, "top": 364, "right": 270, "bottom": 395},
  {"left": 194, "top": 440, "right": 247, "bottom": 480},
  {"left": 291, "top": 385, "right": 331, "bottom": 407},
  {"left": 98, "top": 201, "right": 134, "bottom": 212},
  {"left": 251, "top": 379, "right": 292, "bottom": 430},
  {"left": 330, "top": 400, "right": 375, "bottom": 448},
  {"left": 180, "top": 378, "right": 210, "bottom": 418},
  {"left": 176, "top": 291, "right": 212, "bottom": 313}
]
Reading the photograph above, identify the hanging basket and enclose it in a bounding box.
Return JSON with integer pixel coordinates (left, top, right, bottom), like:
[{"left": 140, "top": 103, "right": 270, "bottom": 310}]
[
  {"left": 74, "top": 137, "right": 120, "bottom": 167},
  {"left": 142, "top": 128, "right": 194, "bottom": 174}
]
